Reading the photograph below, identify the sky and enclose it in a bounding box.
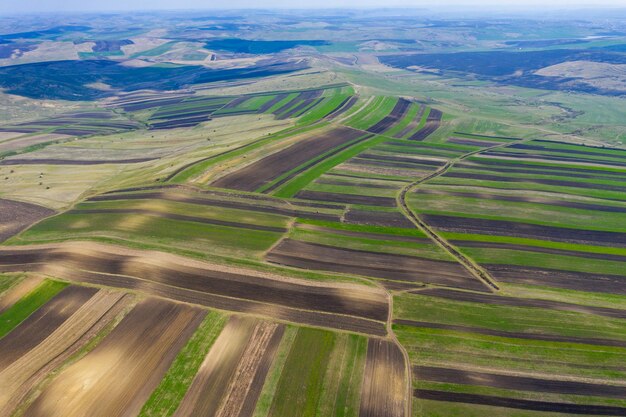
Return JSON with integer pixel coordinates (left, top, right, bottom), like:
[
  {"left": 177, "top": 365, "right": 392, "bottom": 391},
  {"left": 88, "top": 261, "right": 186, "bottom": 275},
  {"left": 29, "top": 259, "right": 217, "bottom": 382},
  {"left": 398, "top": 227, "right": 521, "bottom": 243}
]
[{"left": 2, "top": 0, "right": 626, "bottom": 14}]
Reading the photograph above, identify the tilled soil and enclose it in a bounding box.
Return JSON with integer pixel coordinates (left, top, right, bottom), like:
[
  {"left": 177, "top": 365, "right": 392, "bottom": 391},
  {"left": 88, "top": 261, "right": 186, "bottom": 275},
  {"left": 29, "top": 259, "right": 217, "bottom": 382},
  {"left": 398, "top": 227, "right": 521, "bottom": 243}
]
[
  {"left": 211, "top": 126, "right": 365, "bottom": 192},
  {"left": 359, "top": 339, "right": 407, "bottom": 417},
  {"left": 413, "top": 389, "right": 626, "bottom": 415},
  {"left": 0, "top": 199, "right": 55, "bottom": 243},
  {"left": 24, "top": 298, "right": 205, "bottom": 417},
  {"left": 267, "top": 239, "right": 485, "bottom": 291},
  {"left": 422, "top": 214, "right": 626, "bottom": 246}
]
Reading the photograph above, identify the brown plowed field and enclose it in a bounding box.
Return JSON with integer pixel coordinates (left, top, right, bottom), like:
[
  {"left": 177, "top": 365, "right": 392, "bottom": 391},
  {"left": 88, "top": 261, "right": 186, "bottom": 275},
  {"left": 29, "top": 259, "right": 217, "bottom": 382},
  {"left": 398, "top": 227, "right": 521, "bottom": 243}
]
[
  {"left": 485, "top": 264, "right": 626, "bottom": 295},
  {"left": 24, "top": 298, "right": 204, "bottom": 417},
  {"left": 366, "top": 99, "right": 411, "bottom": 134},
  {"left": 0, "top": 290, "right": 128, "bottom": 415},
  {"left": 236, "top": 325, "right": 285, "bottom": 417},
  {"left": 315, "top": 178, "right": 399, "bottom": 190},
  {"left": 414, "top": 288, "right": 626, "bottom": 319},
  {"left": 395, "top": 319, "right": 626, "bottom": 348},
  {"left": 173, "top": 316, "right": 259, "bottom": 417},
  {"left": 0, "top": 275, "right": 43, "bottom": 314},
  {"left": 216, "top": 322, "right": 284, "bottom": 417},
  {"left": 211, "top": 126, "right": 365, "bottom": 191},
  {"left": 0, "top": 198, "right": 55, "bottom": 243},
  {"left": 295, "top": 190, "right": 397, "bottom": 207},
  {"left": 414, "top": 365, "right": 626, "bottom": 398},
  {"left": 422, "top": 214, "right": 626, "bottom": 246},
  {"left": 359, "top": 339, "right": 406, "bottom": 417},
  {"left": 267, "top": 239, "right": 485, "bottom": 291},
  {"left": 413, "top": 390, "right": 626, "bottom": 415},
  {"left": 0, "top": 285, "right": 97, "bottom": 369},
  {"left": 0, "top": 243, "right": 388, "bottom": 335},
  {"left": 408, "top": 109, "right": 442, "bottom": 141}
]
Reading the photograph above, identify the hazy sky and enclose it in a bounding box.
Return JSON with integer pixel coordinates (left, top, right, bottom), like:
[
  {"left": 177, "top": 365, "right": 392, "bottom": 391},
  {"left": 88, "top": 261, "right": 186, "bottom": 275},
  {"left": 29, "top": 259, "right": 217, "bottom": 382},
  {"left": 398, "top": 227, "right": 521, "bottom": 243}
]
[{"left": 2, "top": 0, "right": 626, "bottom": 14}]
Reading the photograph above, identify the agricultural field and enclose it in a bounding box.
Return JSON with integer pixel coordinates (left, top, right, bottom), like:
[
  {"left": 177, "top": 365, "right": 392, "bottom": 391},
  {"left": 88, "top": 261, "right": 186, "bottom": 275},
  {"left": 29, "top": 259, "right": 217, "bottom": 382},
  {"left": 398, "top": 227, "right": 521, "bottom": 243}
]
[{"left": 1, "top": 7, "right": 626, "bottom": 417}]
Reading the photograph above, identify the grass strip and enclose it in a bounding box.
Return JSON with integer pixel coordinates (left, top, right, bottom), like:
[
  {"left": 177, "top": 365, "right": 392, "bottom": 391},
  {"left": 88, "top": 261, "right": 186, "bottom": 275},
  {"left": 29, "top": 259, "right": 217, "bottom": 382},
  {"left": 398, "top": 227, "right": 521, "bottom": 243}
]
[
  {"left": 138, "top": 310, "right": 227, "bottom": 417},
  {"left": 0, "top": 279, "right": 68, "bottom": 339}
]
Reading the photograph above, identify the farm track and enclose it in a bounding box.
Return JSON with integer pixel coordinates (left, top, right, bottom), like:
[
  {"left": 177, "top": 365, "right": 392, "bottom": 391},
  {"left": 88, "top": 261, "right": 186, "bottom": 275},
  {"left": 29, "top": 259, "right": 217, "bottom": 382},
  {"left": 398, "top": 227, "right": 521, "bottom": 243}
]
[
  {"left": 0, "top": 242, "right": 389, "bottom": 335},
  {"left": 396, "top": 139, "right": 534, "bottom": 292}
]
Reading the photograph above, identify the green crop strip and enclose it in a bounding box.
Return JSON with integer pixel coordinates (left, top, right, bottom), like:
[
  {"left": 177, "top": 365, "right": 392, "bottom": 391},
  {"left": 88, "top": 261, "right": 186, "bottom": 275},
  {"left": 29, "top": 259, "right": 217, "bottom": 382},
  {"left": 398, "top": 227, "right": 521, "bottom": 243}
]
[
  {"left": 267, "top": 327, "right": 336, "bottom": 417},
  {"left": 0, "top": 279, "right": 68, "bottom": 339},
  {"left": 138, "top": 311, "right": 226, "bottom": 417},
  {"left": 271, "top": 134, "right": 387, "bottom": 198},
  {"left": 168, "top": 121, "right": 328, "bottom": 183}
]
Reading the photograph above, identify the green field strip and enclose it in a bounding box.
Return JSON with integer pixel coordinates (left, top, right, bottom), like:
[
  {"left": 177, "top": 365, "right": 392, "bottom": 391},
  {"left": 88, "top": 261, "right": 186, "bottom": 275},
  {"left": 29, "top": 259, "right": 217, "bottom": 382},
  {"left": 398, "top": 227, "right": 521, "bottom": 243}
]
[
  {"left": 288, "top": 227, "right": 451, "bottom": 260},
  {"left": 526, "top": 141, "right": 626, "bottom": 158},
  {"left": 394, "top": 292, "right": 626, "bottom": 342},
  {"left": 298, "top": 93, "right": 351, "bottom": 125},
  {"left": 408, "top": 193, "right": 626, "bottom": 232},
  {"left": 257, "top": 132, "right": 377, "bottom": 195},
  {"left": 266, "top": 93, "right": 299, "bottom": 114},
  {"left": 316, "top": 333, "right": 367, "bottom": 417},
  {"left": 460, "top": 247, "right": 626, "bottom": 276},
  {"left": 467, "top": 155, "right": 626, "bottom": 174},
  {"left": 493, "top": 148, "right": 626, "bottom": 166},
  {"left": 395, "top": 325, "right": 626, "bottom": 381},
  {"left": 266, "top": 327, "right": 336, "bottom": 417},
  {"left": 0, "top": 279, "right": 68, "bottom": 339},
  {"left": 440, "top": 232, "right": 626, "bottom": 257},
  {"left": 253, "top": 326, "right": 298, "bottom": 417},
  {"left": 269, "top": 134, "right": 390, "bottom": 197},
  {"left": 168, "top": 121, "right": 328, "bottom": 183},
  {"left": 345, "top": 96, "right": 398, "bottom": 130},
  {"left": 500, "top": 283, "right": 626, "bottom": 311},
  {"left": 138, "top": 311, "right": 227, "bottom": 417},
  {"left": 74, "top": 198, "right": 291, "bottom": 229},
  {"left": 427, "top": 176, "right": 626, "bottom": 202},
  {"left": 297, "top": 218, "right": 427, "bottom": 238},
  {"left": 384, "top": 102, "right": 421, "bottom": 138},
  {"left": 16, "top": 213, "right": 283, "bottom": 258},
  {"left": 399, "top": 106, "right": 430, "bottom": 139}
]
